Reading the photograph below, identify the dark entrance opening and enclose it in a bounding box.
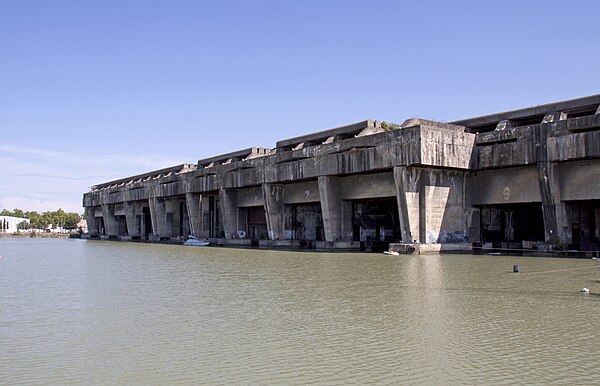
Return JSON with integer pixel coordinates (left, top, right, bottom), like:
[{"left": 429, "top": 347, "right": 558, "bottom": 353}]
[
  {"left": 208, "top": 196, "right": 222, "bottom": 238},
  {"left": 116, "top": 216, "right": 127, "bottom": 236},
  {"left": 245, "top": 206, "right": 268, "bottom": 241},
  {"left": 290, "top": 203, "right": 322, "bottom": 244},
  {"left": 98, "top": 217, "right": 105, "bottom": 236},
  {"left": 480, "top": 203, "right": 544, "bottom": 244},
  {"left": 567, "top": 200, "right": 600, "bottom": 251},
  {"left": 142, "top": 207, "right": 152, "bottom": 239},
  {"left": 351, "top": 198, "right": 400, "bottom": 251}
]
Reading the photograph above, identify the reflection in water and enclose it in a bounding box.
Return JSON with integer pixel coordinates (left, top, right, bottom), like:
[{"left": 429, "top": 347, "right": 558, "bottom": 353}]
[{"left": 0, "top": 239, "right": 599, "bottom": 384}]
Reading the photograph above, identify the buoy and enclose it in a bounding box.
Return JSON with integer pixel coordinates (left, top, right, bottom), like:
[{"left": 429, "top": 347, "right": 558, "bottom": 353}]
[
  {"left": 513, "top": 264, "right": 520, "bottom": 273},
  {"left": 580, "top": 288, "right": 590, "bottom": 293}
]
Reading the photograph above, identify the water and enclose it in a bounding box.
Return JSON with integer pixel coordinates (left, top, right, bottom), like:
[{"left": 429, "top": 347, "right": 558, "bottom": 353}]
[{"left": 1, "top": 239, "right": 599, "bottom": 385}]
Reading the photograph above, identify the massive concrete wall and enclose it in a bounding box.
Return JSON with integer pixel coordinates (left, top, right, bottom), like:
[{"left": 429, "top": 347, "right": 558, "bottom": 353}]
[{"left": 83, "top": 95, "right": 600, "bottom": 249}]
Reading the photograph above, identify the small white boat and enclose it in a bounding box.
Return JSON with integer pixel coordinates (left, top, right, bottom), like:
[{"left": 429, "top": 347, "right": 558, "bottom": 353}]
[
  {"left": 183, "top": 236, "right": 209, "bottom": 246},
  {"left": 383, "top": 251, "right": 400, "bottom": 256}
]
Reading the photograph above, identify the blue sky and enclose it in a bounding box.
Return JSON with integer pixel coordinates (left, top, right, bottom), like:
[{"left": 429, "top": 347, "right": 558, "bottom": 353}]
[{"left": 1, "top": 0, "right": 599, "bottom": 214}]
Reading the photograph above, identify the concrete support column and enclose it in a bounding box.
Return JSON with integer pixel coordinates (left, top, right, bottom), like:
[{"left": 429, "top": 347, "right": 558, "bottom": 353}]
[
  {"left": 537, "top": 162, "right": 568, "bottom": 244},
  {"left": 101, "top": 204, "right": 119, "bottom": 236},
  {"left": 149, "top": 196, "right": 167, "bottom": 239},
  {"left": 199, "top": 195, "right": 212, "bottom": 238},
  {"left": 219, "top": 189, "right": 238, "bottom": 239},
  {"left": 186, "top": 193, "right": 202, "bottom": 237},
  {"left": 393, "top": 167, "right": 421, "bottom": 242},
  {"left": 85, "top": 207, "right": 99, "bottom": 236},
  {"left": 393, "top": 166, "right": 413, "bottom": 242},
  {"left": 318, "top": 176, "right": 352, "bottom": 242},
  {"left": 262, "top": 183, "right": 285, "bottom": 240},
  {"left": 124, "top": 202, "right": 141, "bottom": 237}
]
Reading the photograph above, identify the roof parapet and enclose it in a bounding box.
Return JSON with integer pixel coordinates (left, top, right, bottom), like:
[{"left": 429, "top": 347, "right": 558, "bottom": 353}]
[
  {"left": 275, "top": 120, "right": 385, "bottom": 151},
  {"left": 400, "top": 118, "right": 465, "bottom": 131},
  {"left": 451, "top": 94, "right": 600, "bottom": 131},
  {"left": 197, "top": 147, "right": 271, "bottom": 168},
  {"left": 90, "top": 163, "right": 196, "bottom": 192}
]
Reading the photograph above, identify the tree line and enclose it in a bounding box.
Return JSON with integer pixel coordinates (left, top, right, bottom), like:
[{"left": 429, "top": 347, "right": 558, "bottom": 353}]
[{"left": 0, "top": 208, "right": 83, "bottom": 230}]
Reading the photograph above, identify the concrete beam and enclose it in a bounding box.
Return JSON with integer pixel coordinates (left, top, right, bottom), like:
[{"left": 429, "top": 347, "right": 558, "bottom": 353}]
[
  {"left": 451, "top": 94, "right": 600, "bottom": 128},
  {"left": 262, "top": 183, "right": 285, "bottom": 240},
  {"left": 276, "top": 120, "right": 375, "bottom": 150},
  {"left": 198, "top": 148, "right": 270, "bottom": 168}
]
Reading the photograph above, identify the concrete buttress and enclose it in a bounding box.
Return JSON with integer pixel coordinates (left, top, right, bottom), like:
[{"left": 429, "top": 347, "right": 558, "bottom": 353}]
[
  {"left": 101, "top": 204, "right": 118, "bottom": 237},
  {"left": 318, "top": 176, "right": 352, "bottom": 242},
  {"left": 149, "top": 196, "right": 167, "bottom": 239},
  {"left": 537, "top": 162, "right": 567, "bottom": 243},
  {"left": 186, "top": 193, "right": 202, "bottom": 237},
  {"left": 262, "top": 183, "right": 285, "bottom": 240},
  {"left": 123, "top": 202, "right": 141, "bottom": 237},
  {"left": 393, "top": 166, "right": 413, "bottom": 242},
  {"left": 219, "top": 189, "right": 238, "bottom": 239}
]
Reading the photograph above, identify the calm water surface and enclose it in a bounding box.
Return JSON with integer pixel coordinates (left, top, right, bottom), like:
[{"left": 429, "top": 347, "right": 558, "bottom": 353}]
[{"left": 1, "top": 239, "right": 599, "bottom": 385}]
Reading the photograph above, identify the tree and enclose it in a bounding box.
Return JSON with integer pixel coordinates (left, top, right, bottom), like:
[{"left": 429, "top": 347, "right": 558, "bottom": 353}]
[
  {"left": 63, "top": 213, "right": 81, "bottom": 230},
  {"left": 1, "top": 208, "right": 82, "bottom": 230},
  {"left": 26, "top": 211, "right": 44, "bottom": 229}
]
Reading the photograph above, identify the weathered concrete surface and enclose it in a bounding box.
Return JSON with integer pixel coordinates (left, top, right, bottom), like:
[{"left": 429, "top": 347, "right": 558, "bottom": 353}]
[{"left": 84, "top": 95, "right": 600, "bottom": 251}]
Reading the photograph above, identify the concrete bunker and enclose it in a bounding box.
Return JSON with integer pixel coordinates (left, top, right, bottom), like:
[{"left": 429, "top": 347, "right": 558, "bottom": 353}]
[{"left": 82, "top": 94, "right": 600, "bottom": 253}]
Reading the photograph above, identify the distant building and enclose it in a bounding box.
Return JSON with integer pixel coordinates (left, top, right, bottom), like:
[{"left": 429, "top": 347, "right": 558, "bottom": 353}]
[
  {"left": 76, "top": 219, "right": 88, "bottom": 233},
  {"left": 0, "top": 216, "right": 30, "bottom": 233}
]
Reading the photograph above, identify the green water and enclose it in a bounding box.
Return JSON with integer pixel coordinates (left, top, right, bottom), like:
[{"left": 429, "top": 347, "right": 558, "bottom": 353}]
[{"left": 1, "top": 239, "right": 598, "bottom": 384}]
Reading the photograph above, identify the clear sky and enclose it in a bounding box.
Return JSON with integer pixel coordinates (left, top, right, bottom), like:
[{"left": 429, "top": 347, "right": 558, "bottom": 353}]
[{"left": 1, "top": 0, "right": 599, "bottom": 214}]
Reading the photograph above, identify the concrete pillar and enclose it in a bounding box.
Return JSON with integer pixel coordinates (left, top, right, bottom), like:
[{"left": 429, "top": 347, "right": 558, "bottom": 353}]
[
  {"left": 186, "top": 193, "right": 202, "bottom": 237},
  {"left": 149, "top": 196, "right": 167, "bottom": 239},
  {"left": 124, "top": 202, "right": 141, "bottom": 237},
  {"left": 318, "top": 176, "right": 352, "bottom": 242},
  {"left": 393, "top": 166, "right": 413, "bottom": 242},
  {"left": 393, "top": 167, "right": 421, "bottom": 242},
  {"left": 85, "top": 207, "right": 99, "bottom": 236},
  {"left": 537, "top": 162, "right": 568, "bottom": 244},
  {"left": 262, "top": 183, "right": 285, "bottom": 240},
  {"left": 199, "top": 195, "right": 212, "bottom": 238},
  {"left": 219, "top": 189, "right": 238, "bottom": 239},
  {"left": 101, "top": 204, "right": 119, "bottom": 236}
]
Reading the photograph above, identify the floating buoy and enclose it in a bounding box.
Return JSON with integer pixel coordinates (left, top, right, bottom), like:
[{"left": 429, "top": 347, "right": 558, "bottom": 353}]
[
  {"left": 580, "top": 288, "right": 590, "bottom": 293},
  {"left": 513, "top": 264, "right": 520, "bottom": 273}
]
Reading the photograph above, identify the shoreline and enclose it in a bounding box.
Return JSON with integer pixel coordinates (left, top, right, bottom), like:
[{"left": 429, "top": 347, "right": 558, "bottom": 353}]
[{"left": 0, "top": 232, "right": 74, "bottom": 239}]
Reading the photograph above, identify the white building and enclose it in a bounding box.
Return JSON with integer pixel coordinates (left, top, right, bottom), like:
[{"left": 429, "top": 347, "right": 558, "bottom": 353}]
[{"left": 0, "top": 216, "right": 30, "bottom": 233}]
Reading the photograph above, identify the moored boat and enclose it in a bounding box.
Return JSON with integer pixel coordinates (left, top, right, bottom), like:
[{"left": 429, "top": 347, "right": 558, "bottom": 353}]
[{"left": 183, "top": 236, "right": 209, "bottom": 246}]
